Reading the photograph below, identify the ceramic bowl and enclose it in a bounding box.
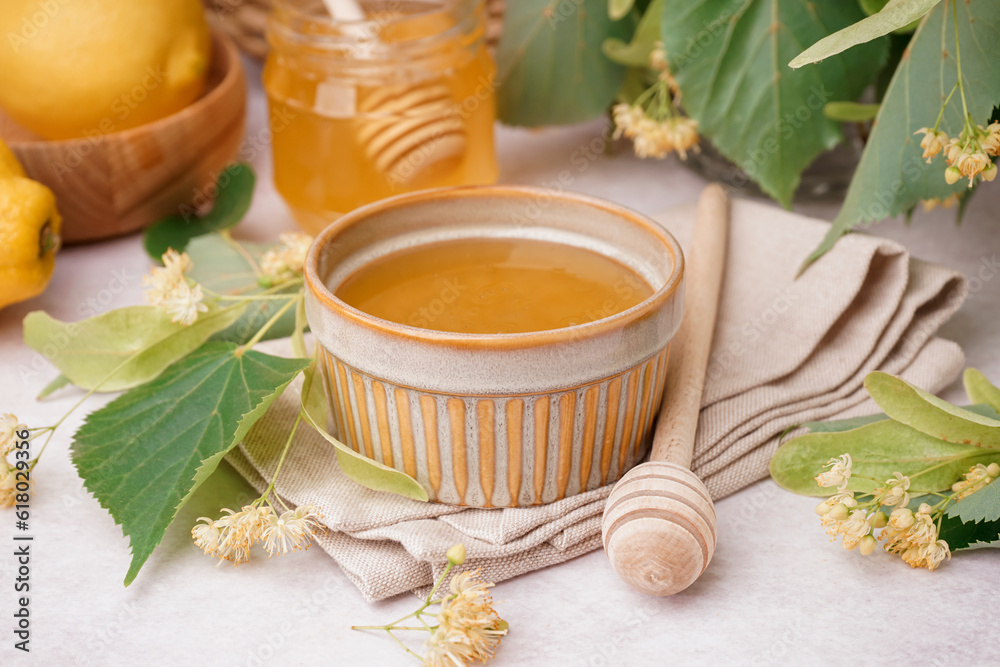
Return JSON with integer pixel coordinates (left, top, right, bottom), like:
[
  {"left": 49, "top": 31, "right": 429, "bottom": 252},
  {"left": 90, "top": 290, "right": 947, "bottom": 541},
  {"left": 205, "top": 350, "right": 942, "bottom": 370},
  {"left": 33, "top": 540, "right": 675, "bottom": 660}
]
[
  {"left": 0, "top": 30, "right": 246, "bottom": 244},
  {"left": 304, "top": 186, "right": 684, "bottom": 507}
]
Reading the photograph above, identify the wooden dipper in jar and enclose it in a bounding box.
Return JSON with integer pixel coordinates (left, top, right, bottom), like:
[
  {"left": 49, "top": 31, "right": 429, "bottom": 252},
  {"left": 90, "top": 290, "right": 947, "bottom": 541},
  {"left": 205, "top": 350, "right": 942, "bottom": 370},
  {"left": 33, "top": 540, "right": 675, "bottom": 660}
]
[{"left": 602, "top": 184, "right": 729, "bottom": 596}]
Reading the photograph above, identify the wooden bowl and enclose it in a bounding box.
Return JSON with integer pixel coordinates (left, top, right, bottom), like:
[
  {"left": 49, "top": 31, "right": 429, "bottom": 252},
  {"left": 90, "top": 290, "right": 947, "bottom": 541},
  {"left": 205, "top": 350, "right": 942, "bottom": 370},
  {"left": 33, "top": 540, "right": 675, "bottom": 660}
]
[{"left": 0, "top": 30, "right": 246, "bottom": 244}]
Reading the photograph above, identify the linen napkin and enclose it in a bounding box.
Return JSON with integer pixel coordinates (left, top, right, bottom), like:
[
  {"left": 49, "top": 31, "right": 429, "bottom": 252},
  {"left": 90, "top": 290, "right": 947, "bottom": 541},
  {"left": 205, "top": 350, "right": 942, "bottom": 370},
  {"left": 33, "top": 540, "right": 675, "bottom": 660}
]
[{"left": 226, "top": 197, "right": 968, "bottom": 602}]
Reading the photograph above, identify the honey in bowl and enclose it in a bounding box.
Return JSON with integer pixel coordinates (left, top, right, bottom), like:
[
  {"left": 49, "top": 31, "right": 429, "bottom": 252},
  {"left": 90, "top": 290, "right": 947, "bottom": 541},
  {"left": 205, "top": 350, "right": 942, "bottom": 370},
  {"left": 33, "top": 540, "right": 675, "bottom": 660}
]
[{"left": 335, "top": 237, "right": 655, "bottom": 334}]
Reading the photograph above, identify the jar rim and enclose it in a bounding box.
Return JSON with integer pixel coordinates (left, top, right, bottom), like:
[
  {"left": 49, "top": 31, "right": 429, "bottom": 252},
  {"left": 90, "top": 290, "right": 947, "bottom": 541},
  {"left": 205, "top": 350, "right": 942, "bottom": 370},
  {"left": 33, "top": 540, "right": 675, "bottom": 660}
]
[{"left": 268, "top": 0, "right": 481, "bottom": 55}]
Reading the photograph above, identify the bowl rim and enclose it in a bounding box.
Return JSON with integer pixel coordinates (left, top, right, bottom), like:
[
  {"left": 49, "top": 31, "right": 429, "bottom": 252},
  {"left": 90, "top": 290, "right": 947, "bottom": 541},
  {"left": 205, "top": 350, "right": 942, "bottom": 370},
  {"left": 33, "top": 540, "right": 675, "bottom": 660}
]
[
  {"left": 305, "top": 185, "right": 685, "bottom": 351},
  {"left": 1, "top": 28, "right": 243, "bottom": 149}
]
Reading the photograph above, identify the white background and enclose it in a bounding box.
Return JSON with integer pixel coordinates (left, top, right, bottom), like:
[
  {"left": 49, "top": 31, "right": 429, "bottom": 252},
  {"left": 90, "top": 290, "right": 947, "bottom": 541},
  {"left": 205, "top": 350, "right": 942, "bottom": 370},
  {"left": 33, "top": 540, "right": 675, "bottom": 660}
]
[{"left": 0, "top": 57, "right": 998, "bottom": 666}]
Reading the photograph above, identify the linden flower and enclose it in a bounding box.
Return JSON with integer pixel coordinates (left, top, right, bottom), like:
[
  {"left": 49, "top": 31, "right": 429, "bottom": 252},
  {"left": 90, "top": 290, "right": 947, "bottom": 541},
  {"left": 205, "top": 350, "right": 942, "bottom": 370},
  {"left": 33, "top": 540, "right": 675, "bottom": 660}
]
[
  {"left": 195, "top": 505, "right": 272, "bottom": 565},
  {"left": 888, "top": 507, "right": 915, "bottom": 531},
  {"left": 427, "top": 569, "right": 508, "bottom": 665},
  {"left": 612, "top": 104, "right": 700, "bottom": 160},
  {"left": 921, "top": 193, "right": 961, "bottom": 211},
  {"left": 191, "top": 517, "right": 222, "bottom": 555},
  {"left": 952, "top": 462, "right": 998, "bottom": 501},
  {"left": 1, "top": 413, "right": 26, "bottom": 456},
  {"left": 0, "top": 463, "right": 18, "bottom": 509},
  {"left": 915, "top": 127, "right": 948, "bottom": 162},
  {"left": 144, "top": 249, "right": 208, "bottom": 326},
  {"left": 982, "top": 121, "right": 1000, "bottom": 155},
  {"left": 260, "top": 232, "right": 313, "bottom": 283},
  {"left": 161, "top": 282, "right": 208, "bottom": 327},
  {"left": 814, "top": 491, "right": 855, "bottom": 516},
  {"left": 815, "top": 453, "right": 852, "bottom": 491},
  {"left": 880, "top": 473, "right": 911, "bottom": 507},
  {"left": 262, "top": 504, "right": 324, "bottom": 557}
]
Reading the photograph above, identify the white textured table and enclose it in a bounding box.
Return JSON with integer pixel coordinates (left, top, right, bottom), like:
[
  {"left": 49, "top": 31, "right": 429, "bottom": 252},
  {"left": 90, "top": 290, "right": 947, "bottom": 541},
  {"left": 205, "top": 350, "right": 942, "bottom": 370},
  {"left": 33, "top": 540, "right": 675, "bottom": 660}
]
[{"left": 2, "top": 58, "right": 998, "bottom": 666}]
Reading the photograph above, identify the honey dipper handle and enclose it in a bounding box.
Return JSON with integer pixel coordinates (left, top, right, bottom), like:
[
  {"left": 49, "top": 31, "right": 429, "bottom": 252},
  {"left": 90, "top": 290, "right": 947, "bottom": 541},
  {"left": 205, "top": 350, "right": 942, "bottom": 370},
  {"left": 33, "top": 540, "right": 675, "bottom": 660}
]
[{"left": 650, "top": 184, "right": 729, "bottom": 469}]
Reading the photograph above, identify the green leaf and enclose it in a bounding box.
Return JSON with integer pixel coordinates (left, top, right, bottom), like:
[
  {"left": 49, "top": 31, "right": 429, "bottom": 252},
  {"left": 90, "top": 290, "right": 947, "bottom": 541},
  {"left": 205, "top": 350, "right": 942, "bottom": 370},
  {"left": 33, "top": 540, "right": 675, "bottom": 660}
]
[
  {"left": 661, "top": 0, "right": 887, "bottom": 207},
  {"left": 609, "top": 0, "right": 635, "bottom": 21},
  {"left": 185, "top": 235, "right": 299, "bottom": 345},
  {"left": 769, "top": 418, "right": 998, "bottom": 496},
  {"left": 939, "top": 480, "right": 1000, "bottom": 550},
  {"left": 865, "top": 372, "right": 1000, "bottom": 450},
  {"left": 802, "top": 0, "right": 1000, "bottom": 268},
  {"left": 823, "top": 101, "right": 880, "bottom": 122},
  {"left": 603, "top": 0, "right": 663, "bottom": 67},
  {"left": 299, "top": 358, "right": 428, "bottom": 501},
  {"left": 496, "top": 0, "right": 632, "bottom": 126},
  {"left": 22, "top": 304, "right": 246, "bottom": 393},
  {"left": 71, "top": 342, "right": 309, "bottom": 585},
  {"left": 37, "top": 374, "right": 70, "bottom": 400},
  {"left": 859, "top": 0, "right": 923, "bottom": 33},
  {"left": 964, "top": 368, "right": 1000, "bottom": 414},
  {"left": 798, "top": 412, "right": 892, "bottom": 434},
  {"left": 789, "top": 0, "right": 940, "bottom": 68},
  {"left": 797, "top": 404, "right": 1000, "bottom": 434},
  {"left": 143, "top": 164, "right": 255, "bottom": 260}
]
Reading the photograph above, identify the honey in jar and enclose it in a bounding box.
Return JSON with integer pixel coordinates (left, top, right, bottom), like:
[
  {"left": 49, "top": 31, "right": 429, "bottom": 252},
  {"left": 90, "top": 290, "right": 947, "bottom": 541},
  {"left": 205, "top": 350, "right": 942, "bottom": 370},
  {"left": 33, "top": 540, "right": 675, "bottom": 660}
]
[
  {"left": 336, "top": 237, "right": 655, "bottom": 334},
  {"left": 264, "top": 0, "right": 498, "bottom": 235}
]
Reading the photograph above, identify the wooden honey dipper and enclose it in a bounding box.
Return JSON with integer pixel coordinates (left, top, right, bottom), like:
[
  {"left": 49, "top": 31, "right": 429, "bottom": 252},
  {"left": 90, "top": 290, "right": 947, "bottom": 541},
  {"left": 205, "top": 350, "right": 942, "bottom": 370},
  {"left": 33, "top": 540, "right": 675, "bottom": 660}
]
[
  {"left": 322, "top": 0, "right": 466, "bottom": 186},
  {"left": 602, "top": 184, "right": 729, "bottom": 596}
]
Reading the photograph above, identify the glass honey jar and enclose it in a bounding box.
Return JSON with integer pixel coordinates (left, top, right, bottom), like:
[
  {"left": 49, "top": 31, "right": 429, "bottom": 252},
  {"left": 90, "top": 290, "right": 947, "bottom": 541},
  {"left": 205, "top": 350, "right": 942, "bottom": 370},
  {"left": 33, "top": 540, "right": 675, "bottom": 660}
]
[{"left": 264, "top": 0, "right": 498, "bottom": 235}]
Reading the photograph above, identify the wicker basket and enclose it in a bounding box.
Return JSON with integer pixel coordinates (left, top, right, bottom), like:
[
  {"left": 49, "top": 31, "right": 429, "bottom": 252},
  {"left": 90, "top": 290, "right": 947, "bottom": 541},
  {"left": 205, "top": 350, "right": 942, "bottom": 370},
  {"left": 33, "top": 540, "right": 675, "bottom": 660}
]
[{"left": 202, "top": 0, "right": 506, "bottom": 60}]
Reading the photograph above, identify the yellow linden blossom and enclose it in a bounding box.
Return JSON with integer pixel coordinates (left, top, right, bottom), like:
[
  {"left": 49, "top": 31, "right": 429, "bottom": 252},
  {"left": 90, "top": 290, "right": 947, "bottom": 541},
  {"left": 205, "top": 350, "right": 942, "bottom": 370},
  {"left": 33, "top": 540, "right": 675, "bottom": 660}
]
[
  {"left": 143, "top": 249, "right": 207, "bottom": 326},
  {"left": 0, "top": 462, "right": 18, "bottom": 509},
  {"left": 193, "top": 503, "right": 325, "bottom": 564},
  {"left": 814, "top": 453, "right": 852, "bottom": 491},
  {"left": 262, "top": 505, "right": 324, "bottom": 556},
  {"left": 260, "top": 232, "right": 313, "bottom": 283},
  {"left": 914, "top": 127, "right": 948, "bottom": 162},
  {"left": 0, "top": 413, "right": 25, "bottom": 456},
  {"left": 920, "top": 193, "right": 961, "bottom": 211},
  {"left": 951, "top": 462, "right": 999, "bottom": 501},
  {"left": 613, "top": 104, "right": 700, "bottom": 160},
  {"left": 424, "top": 569, "right": 508, "bottom": 667}
]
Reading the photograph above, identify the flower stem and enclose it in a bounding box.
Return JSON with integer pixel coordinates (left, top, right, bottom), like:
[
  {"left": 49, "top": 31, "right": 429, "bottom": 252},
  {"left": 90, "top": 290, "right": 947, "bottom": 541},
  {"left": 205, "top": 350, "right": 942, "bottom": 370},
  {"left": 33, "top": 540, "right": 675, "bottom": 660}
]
[
  {"left": 952, "top": 0, "right": 970, "bottom": 119},
  {"left": 259, "top": 411, "right": 304, "bottom": 510}
]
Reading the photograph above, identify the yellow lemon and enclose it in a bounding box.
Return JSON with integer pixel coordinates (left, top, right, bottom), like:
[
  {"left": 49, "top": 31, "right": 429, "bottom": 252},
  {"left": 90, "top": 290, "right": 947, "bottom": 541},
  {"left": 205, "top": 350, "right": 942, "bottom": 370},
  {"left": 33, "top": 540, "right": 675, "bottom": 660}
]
[
  {"left": 0, "top": 0, "right": 211, "bottom": 140},
  {"left": 0, "top": 176, "right": 62, "bottom": 310},
  {"left": 0, "top": 140, "right": 26, "bottom": 179}
]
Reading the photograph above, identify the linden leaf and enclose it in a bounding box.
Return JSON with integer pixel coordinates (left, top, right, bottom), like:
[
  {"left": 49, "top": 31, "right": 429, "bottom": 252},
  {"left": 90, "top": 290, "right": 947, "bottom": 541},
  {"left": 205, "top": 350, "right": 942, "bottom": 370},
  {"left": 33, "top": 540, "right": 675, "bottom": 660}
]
[
  {"left": 496, "top": 0, "right": 632, "bottom": 126},
  {"left": 143, "top": 164, "right": 255, "bottom": 260},
  {"left": 964, "top": 368, "right": 1000, "bottom": 415},
  {"left": 71, "top": 342, "right": 310, "bottom": 585},
  {"left": 789, "top": 0, "right": 940, "bottom": 68},
  {"left": 300, "top": 358, "right": 428, "bottom": 501},
  {"left": 939, "top": 480, "right": 1000, "bottom": 550},
  {"left": 802, "top": 0, "right": 1000, "bottom": 268},
  {"left": 185, "top": 235, "right": 300, "bottom": 345},
  {"left": 661, "top": 0, "right": 887, "bottom": 207},
  {"left": 865, "top": 371, "right": 1000, "bottom": 450},
  {"left": 769, "top": 418, "right": 999, "bottom": 497},
  {"left": 23, "top": 303, "right": 246, "bottom": 392}
]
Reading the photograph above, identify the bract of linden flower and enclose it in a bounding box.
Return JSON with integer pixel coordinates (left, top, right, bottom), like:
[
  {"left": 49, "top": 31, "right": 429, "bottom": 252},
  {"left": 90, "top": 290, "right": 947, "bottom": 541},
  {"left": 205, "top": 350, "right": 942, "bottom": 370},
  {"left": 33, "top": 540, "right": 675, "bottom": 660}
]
[
  {"left": 260, "top": 232, "right": 313, "bottom": 283},
  {"left": 143, "top": 249, "right": 208, "bottom": 326}
]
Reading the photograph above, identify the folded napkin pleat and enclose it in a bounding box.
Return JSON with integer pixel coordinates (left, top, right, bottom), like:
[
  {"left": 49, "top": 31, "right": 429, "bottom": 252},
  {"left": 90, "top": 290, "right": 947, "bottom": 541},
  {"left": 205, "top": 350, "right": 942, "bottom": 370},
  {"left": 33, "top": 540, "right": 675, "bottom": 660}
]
[{"left": 229, "top": 198, "right": 967, "bottom": 601}]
